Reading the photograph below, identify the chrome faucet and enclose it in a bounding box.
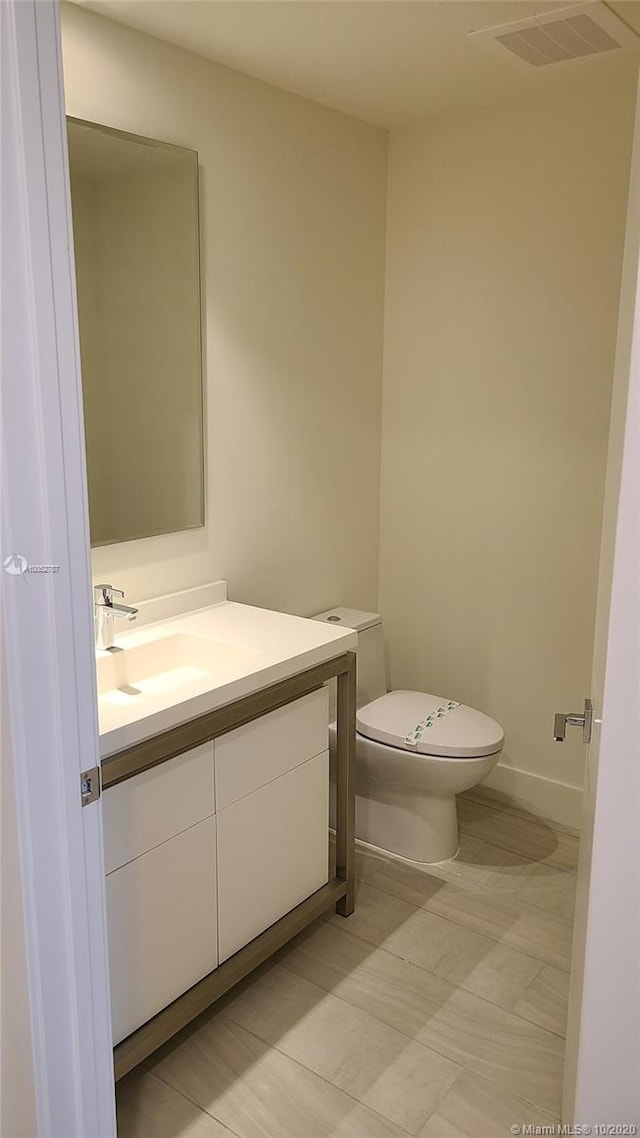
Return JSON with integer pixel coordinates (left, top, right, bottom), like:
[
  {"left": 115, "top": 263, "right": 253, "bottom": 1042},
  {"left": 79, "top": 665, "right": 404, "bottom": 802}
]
[{"left": 94, "top": 584, "right": 138, "bottom": 651}]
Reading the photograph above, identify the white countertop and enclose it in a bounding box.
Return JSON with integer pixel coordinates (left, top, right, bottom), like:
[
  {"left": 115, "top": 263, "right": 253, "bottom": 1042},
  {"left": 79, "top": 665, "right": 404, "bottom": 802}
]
[{"left": 97, "top": 598, "right": 356, "bottom": 759}]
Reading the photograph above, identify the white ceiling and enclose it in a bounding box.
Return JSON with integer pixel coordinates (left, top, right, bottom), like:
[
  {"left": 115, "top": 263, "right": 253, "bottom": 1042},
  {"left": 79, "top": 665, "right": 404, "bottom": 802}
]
[{"left": 74, "top": 0, "right": 640, "bottom": 128}]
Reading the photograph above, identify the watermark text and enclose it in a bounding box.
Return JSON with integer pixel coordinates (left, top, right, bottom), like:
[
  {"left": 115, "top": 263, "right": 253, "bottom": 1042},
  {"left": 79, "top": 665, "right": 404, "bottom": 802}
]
[
  {"left": 511, "top": 1126, "right": 637, "bottom": 1136},
  {"left": 3, "top": 554, "right": 60, "bottom": 577}
]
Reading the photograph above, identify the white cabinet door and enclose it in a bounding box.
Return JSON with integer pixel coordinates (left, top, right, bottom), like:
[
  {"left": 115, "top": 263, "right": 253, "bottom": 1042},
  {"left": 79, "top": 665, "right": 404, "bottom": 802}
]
[
  {"left": 217, "top": 752, "right": 329, "bottom": 962},
  {"left": 215, "top": 688, "right": 328, "bottom": 809},
  {"left": 103, "top": 743, "right": 214, "bottom": 875},
  {"left": 106, "top": 815, "right": 217, "bottom": 1045}
]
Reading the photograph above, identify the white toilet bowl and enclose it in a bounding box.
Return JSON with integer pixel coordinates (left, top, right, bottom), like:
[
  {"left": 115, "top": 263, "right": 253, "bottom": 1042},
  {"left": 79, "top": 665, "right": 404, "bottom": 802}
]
[
  {"left": 330, "top": 689, "right": 503, "bottom": 862},
  {"left": 314, "top": 608, "right": 505, "bottom": 865},
  {"left": 355, "top": 689, "right": 503, "bottom": 861},
  {"left": 354, "top": 726, "right": 501, "bottom": 863}
]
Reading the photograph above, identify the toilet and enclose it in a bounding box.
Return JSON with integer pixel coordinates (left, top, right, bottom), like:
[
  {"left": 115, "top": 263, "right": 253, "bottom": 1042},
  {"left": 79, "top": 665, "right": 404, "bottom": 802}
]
[{"left": 313, "top": 607, "right": 504, "bottom": 863}]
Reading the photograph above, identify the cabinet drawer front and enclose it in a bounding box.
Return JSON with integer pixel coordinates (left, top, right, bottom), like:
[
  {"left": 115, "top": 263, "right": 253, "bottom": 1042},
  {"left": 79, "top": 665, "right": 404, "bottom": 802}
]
[
  {"left": 217, "top": 751, "right": 329, "bottom": 962},
  {"left": 106, "top": 815, "right": 217, "bottom": 1045},
  {"left": 215, "top": 687, "right": 328, "bottom": 809},
  {"left": 103, "top": 742, "right": 214, "bottom": 874}
]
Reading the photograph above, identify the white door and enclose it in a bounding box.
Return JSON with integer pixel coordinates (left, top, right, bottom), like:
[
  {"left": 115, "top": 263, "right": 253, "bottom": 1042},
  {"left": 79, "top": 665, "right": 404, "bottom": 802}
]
[
  {"left": 1, "top": 2, "right": 116, "bottom": 1134},
  {"left": 562, "top": 81, "right": 640, "bottom": 1124}
]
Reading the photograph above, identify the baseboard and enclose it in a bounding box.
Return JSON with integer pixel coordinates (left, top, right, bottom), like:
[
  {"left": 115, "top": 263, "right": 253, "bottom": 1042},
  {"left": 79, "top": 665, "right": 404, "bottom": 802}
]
[{"left": 473, "top": 763, "right": 583, "bottom": 831}]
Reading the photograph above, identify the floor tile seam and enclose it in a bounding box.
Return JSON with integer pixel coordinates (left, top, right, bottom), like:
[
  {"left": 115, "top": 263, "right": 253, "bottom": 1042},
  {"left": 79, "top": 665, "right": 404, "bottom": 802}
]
[
  {"left": 359, "top": 852, "right": 578, "bottom": 922},
  {"left": 355, "top": 874, "right": 573, "bottom": 969},
  {"left": 144, "top": 1067, "right": 245, "bottom": 1138},
  {"left": 355, "top": 874, "right": 515, "bottom": 945},
  {"left": 353, "top": 873, "right": 567, "bottom": 965},
  {"left": 413, "top": 1066, "right": 470, "bottom": 1135},
  {"left": 543, "top": 961, "right": 571, "bottom": 980},
  {"left": 518, "top": 960, "right": 566, "bottom": 1000},
  {"left": 497, "top": 991, "right": 568, "bottom": 1042},
  {"left": 453, "top": 837, "right": 577, "bottom": 880},
  {"left": 458, "top": 797, "right": 576, "bottom": 840},
  {"left": 352, "top": 881, "right": 566, "bottom": 980},
  {"left": 240, "top": 959, "right": 568, "bottom": 1123},
  {"left": 244, "top": 957, "right": 479, "bottom": 1089},
  {"left": 496, "top": 1081, "right": 564, "bottom": 1124},
  {"left": 357, "top": 838, "right": 551, "bottom": 880},
  {"left": 217, "top": 986, "right": 463, "bottom": 1079},
  {"left": 278, "top": 926, "right": 567, "bottom": 1047},
  {"left": 508, "top": 967, "right": 570, "bottom": 1039},
  {"left": 430, "top": 866, "right": 577, "bottom": 923},
  {"left": 419, "top": 1065, "right": 564, "bottom": 1132},
  {"left": 459, "top": 794, "right": 580, "bottom": 840},
  {"left": 485, "top": 890, "right": 577, "bottom": 924},
  {"left": 456, "top": 822, "right": 578, "bottom": 876},
  {"left": 213, "top": 1009, "right": 424, "bottom": 1137},
  {"left": 511, "top": 1015, "right": 567, "bottom": 1042},
  {"left": 328, "top": 924, "right": 570, "bottom": 1042},
  {"left": 358, "top": 861, "right": 572, "bottom": 919},
  {"left": 497, "top": 955, "right": 546, "bottom": 1007},
  {"left": 149, "top": 1037, "right": 561, "bottom": 1138}
]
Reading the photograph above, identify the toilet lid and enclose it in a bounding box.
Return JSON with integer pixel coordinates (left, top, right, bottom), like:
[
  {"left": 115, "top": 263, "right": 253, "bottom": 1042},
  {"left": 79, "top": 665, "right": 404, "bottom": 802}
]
[{"left": 356, "top": 690, "right": 504, "bottom": 758}]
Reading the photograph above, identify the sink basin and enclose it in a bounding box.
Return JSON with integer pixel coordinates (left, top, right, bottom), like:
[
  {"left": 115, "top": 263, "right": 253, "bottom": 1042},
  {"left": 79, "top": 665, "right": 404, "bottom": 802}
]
[
  {"left": 95, "top": 591, "right": 359, "bottom": 758},
  {"left": 97, "top": 633, "right": 260, "bottom": 704}
]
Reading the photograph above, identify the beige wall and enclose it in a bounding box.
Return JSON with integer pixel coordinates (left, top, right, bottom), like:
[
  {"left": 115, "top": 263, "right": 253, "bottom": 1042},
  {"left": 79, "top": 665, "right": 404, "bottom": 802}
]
[
  {"left": 62, "top": 3, "right": 638, "bottom": 824},
  {"left": 379, "top": 75, "right": 637, "bottom": 824},
  {"left": 61, "top": 3, "right": 387, "bottom": 615}
]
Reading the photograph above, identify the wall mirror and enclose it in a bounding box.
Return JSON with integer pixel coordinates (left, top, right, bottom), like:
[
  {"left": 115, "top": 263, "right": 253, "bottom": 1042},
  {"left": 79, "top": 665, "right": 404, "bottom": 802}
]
[{"left": 67, "top": 118, "right": 205, "bottom": 547}]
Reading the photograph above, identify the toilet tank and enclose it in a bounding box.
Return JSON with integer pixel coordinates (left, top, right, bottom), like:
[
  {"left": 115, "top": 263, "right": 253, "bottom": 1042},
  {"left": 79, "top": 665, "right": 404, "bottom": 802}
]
[{"left": 311, "top": 607, "right": 387, "bottom": 710}]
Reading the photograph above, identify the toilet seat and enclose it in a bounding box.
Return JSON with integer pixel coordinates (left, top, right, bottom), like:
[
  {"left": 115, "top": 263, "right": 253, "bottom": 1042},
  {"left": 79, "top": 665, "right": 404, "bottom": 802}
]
[{"left": 356, "top": 690, "right": 504, "bottom": 759}]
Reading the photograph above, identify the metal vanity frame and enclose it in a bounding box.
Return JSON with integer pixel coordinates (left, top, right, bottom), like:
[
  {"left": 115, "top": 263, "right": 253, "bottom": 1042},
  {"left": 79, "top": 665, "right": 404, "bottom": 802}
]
[{"left": 101, "top": 649, "right": 357, "bottom": 1080}]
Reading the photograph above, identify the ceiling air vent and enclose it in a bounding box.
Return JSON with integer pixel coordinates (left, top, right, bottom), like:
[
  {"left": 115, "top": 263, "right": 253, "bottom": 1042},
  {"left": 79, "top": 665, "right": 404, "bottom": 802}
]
[{"left": 469, "top": 2, "right": 639, "bottom": 66}]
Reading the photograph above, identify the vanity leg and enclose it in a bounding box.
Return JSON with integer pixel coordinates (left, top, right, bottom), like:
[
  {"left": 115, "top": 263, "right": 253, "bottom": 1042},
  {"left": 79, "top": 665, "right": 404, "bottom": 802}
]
[{"left": 335, "top": 651, "right": 356, "bottom": 917}]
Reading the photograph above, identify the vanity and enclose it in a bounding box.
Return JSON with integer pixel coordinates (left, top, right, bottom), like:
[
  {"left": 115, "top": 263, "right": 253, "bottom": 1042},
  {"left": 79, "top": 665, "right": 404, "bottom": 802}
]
[{"left": 96, "top": 583, "right": 356, "bottom": 1079}]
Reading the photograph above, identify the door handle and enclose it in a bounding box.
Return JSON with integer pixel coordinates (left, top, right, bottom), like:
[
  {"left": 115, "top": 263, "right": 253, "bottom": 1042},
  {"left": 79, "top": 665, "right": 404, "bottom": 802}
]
[{"left": 553, "top": 698, "right": 593, "bottom": 744}]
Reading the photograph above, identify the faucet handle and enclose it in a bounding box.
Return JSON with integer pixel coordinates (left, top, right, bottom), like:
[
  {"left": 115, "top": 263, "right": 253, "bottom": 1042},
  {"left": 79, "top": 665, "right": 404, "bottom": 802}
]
[{"left": 94, "top": 583, "right": 125, "bottom": 605}]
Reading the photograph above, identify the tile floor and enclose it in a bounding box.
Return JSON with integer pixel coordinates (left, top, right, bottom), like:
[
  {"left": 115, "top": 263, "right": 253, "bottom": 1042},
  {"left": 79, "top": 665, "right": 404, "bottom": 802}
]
[{"left": 116, "top": 790, "right": 578, "bottom": 1138}]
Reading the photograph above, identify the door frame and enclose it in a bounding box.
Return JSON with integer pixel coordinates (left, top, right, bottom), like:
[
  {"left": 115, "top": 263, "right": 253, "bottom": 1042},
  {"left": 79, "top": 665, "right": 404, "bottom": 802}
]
[{"left": 1, "top": 1, "right": 115, "bottom": 1134}]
